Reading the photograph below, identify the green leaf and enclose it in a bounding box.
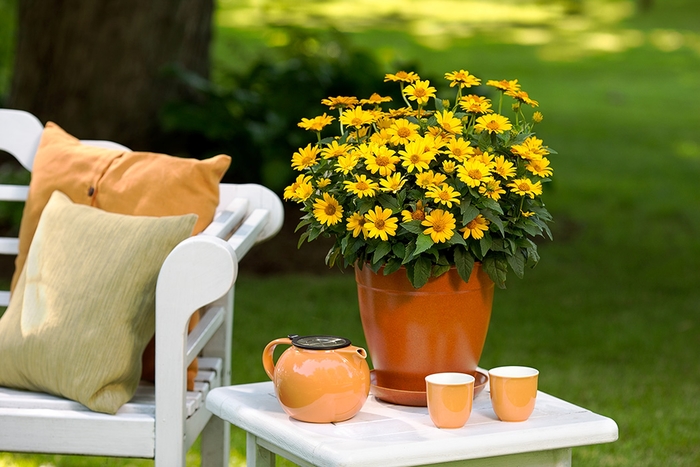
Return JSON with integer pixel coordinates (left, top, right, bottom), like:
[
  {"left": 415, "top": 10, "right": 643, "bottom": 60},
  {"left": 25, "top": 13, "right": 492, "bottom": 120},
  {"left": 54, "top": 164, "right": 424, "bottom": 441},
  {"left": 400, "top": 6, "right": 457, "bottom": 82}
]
[
  {"left": 483, "top": 255, "right": 508, "bottom": 289},
  {"left": 402, "top": 241, "right": 417, "bottom": 264},
  {"left": 401, "top": 220, "right": 424, "bottom": 235},
  {"left": 383, "top": 257, "right": 403, "bottom": 276},
  {"left": 294, "top": 218, "right": 312, "bottom": 232},
  {"left": 372, "top": 241, "right": 392, "bottom": 264},
  {"left": 433, "top": 263, "right": 451, "bottom": 278},
  {"left": 480, "top": 197, "right": 504, "bottom": 215},
  {"left": 481, "top": 209, "right": 505, "bottom": 236},
  {"left": 414, "top": 233, "right": 435, "bottom": 256},
  {"left": 377, "top": 194, "right": 402, "bottom": 213},
  {"left": 326, "top": 247, "right": 341, "bottom": 267},
  {"left": 453, "top": 246, "right": 475, "bottom": 282},
  {"left": 460, "top": 202, "right": 480, "bottom": 225},
  {"left": 392, "top": 242, "right": 406, "bottom": 258},
  {"left": 296, "top": 231, "right": 309, "bottom": 249},
  {"left": 506, "top": 250, "right": 525, "bottom": 278},
  {"left": 479, "top": 234, "right": 493, "bottom": 257},
  {"left": 411, "top": 256, "right": 432, "bottom": 288},
  {"left": 447, "top": 230, "right": 466, "bottom": 246}
]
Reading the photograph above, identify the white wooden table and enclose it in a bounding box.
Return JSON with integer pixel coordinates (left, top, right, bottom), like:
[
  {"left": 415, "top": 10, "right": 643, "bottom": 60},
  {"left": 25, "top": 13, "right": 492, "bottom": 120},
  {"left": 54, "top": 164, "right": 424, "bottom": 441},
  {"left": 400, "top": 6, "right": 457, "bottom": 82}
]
[{"left": 206, "top": 380, "right": 618, "bottom": 467}]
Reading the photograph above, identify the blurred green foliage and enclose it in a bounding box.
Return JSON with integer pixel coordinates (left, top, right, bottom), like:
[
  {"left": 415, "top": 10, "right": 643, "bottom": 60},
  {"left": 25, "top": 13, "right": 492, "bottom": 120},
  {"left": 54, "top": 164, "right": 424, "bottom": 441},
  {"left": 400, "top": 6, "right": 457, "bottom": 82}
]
[{"left": 159, "top": 27, "right": 428, "bottom": 192}]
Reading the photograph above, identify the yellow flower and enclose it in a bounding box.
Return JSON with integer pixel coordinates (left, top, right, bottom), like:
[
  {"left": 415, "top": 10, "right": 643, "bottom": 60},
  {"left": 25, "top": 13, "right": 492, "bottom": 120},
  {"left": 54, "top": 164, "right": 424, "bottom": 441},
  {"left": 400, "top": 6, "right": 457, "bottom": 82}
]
[
  {"left": 415, "top": 170, "right": 446, "bottom": 189},
  {"left": 478, "top": 179, "right": 506, "bottom": 201},
  {"left": 435, "top": 110, "right": 463, "bottom": 134},
  {"left": 387, "top": 118, "right": 420, "bottom": 146},
  {"left": 335, "top": 153, "right": 360, "bottom": 174},
  {"left": 460, "top": 214, "right": 490, "bottom": 240},
  {"left": 399, "top": 139, "right": 434, "bottom": 173},
  {"left": 384, "top": 71, "right": 419, "bottom": 83},
  {"left": 446, "top": 137, "right": 474, "bottom": 163},
  {"left": 444, "top": 70, "right": 481, "bottom": 88},
  {"left": 365, "top": 146, "right": 399, "bottom": 176},
  {"left": 526, "top": 157, "right": 553, "bottom": 177},
  {"left": 313, "top": 193, "right": 344, "bottom": 226},
  {"left": 403, "top": 79, "right": 437, "bottom": 105},
  {"left": 459, "top": 94, "right": 492, "bottom": 114},
  {"left": 421, "top": 209, "right": 456, "bottom": 243},
  {"left": 442, "top": 160, "right": 457, "bottom": 174},
  {"left": 474, "top": 114, "right": 513, "bottom": 134},
  {"left": 380, "top": 173, "right": 406, "bottom": 193},
  {"left": 426, "top": 183, "right": 460, "bottom": 208},
  {"left": 508, "top": 178, "right": 543, "bottom": 199},
  {"left": 321, "top": 96, "right": 358, "bottom": 110},
  {"left": 321, "top": 140, "right": 351, "bottom": 159},
  {"left": 316, "top": 178, "right": 331, "bottom": 189},
  {"left": 493, "top": 155, "right": 516, "bottom": 179},
  {"left": 506, "top": 89, "right": 539, "bottom": 108},
  {"left": 511, "top": 136, "right": 549, "bottom": 160},
  {"left": 532, "top": 111, "right": 544, "bottom": 123},
  {"left": 297, "top": 113, "right": 335, "bottom": 132},
  {"left": 344, "top": 174, "right": 379, "bottom": 198},
  {"left": 369, "top": 129, "right": 392, "bottom": 146},
  {"left": 346, "top": 212, "right": 368, "bottom": 238},
  {"left": 365, "top": 206, "right": 399, "bottom": 241},
  {"left": 401, "top": 201, "right": 425, "bottom": 222},
  {"left": 486, "top": 79, "right": 521, "bottom": 93},
  {"left": 283, "top": 174, "right": 313, "bottom": 201},
  {"left": 291, "top": 144, "right": 320, "bottom": 171},
  {"left": 339, "top": 107, "right": 376, "bottom": 129},
  {"left": 457, "top": 159, "right": 492, "bottom": 188},
  {"left": 360, "top": 93, "right": 393, "bottom": 105}
]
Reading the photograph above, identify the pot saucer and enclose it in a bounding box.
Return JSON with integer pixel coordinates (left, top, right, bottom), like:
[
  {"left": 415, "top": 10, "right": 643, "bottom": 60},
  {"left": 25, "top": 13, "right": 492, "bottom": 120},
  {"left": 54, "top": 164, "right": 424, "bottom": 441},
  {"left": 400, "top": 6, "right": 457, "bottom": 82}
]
[{"left": 370, "top": 368, "right": 488, "bottom": 407}]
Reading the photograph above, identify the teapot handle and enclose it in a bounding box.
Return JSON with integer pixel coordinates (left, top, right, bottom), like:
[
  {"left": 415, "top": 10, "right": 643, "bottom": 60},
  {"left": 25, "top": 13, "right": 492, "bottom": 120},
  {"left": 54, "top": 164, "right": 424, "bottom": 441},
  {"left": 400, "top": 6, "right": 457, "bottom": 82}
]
[{"left": 262, "top": 337, "right": 292, "bottom": 380}]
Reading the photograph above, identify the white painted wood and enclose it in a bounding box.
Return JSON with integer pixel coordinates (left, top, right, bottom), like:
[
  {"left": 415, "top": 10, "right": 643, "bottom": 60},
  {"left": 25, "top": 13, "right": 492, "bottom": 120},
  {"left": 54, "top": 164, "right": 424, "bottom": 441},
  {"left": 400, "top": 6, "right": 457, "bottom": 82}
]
[
  {"left": 206, "top": 382, "right": 618, "bottom": 467},
  {"left": 0, "top": 237, "right": 19, "bottom": 255},
  {"left": 202, "top": 197, "right": 249, "bottom": 238},
  {"left": 0, "top": 109, "right": 43, "bottom": 170},
  {"left": 0, "top": 291, "right": 10, "bottom": 307},
  {"left": 187, "top": 306, "right": 226, "bottom": 367},
  {"left": 229, "top": 209, "right": 270, "bottom": 260},
  {"left": 0, "top": 108, "right": 284, "bottom": 467},
  {"left": 0, "top": 184, "right": 30, "bottom": 201},
  {"left": 218, "top": 184, "right": 284, "bottom": 243}
]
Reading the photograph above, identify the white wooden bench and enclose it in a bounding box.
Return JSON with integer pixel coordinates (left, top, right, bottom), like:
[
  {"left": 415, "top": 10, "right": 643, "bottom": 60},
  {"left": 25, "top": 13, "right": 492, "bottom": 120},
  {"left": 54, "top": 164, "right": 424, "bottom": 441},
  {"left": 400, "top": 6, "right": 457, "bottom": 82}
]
[{"left": 0, "top": 109, "right": 284, "bottom": 466}]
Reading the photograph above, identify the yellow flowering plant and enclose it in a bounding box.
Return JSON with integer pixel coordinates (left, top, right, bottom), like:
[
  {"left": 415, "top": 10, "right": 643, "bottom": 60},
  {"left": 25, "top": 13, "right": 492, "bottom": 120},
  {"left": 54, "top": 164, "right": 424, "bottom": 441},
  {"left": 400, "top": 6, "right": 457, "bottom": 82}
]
[{"left": 285, "top": 69, "right": 556, "bottom": 289}]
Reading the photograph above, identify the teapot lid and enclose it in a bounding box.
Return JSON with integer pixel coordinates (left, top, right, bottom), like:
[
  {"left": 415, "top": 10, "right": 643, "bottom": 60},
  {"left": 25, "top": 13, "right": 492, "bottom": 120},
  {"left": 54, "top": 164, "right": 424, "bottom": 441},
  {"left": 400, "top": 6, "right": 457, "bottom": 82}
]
[{"left": 289, "top": 334, "right": 352, "bottom": 350}]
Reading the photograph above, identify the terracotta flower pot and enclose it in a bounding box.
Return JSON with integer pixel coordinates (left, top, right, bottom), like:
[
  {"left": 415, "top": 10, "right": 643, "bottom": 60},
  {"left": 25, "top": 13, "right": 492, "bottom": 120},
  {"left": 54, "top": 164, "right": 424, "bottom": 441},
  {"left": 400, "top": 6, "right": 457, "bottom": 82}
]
[{"left": 355, "top": 263, "right": 494, "bottom": 405}]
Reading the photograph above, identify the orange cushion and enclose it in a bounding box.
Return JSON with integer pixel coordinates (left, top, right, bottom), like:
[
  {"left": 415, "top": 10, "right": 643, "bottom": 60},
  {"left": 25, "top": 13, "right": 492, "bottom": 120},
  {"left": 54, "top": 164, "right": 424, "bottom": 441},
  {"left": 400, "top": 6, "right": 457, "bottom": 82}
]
[{"left": 11, "top": 122, "right": 231, "bottom": 390}]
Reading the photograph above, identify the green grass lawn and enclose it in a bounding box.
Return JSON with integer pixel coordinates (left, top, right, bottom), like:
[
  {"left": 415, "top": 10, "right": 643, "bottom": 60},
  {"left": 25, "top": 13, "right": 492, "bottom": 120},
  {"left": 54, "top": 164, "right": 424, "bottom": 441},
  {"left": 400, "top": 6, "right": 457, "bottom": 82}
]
[{"left": 2, "top": 1, "right": 700, "bottom": 466}]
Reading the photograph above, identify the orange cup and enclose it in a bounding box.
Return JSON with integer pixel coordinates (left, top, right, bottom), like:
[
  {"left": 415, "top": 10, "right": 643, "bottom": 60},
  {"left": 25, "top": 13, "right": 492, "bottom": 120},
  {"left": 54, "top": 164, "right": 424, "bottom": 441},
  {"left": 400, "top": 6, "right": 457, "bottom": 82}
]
[
  {"left": 488, "top": 366, "right": 539, "bottom": 422},
  {"left": 425, "top": 373, "right": 474, "bottom": 429}
]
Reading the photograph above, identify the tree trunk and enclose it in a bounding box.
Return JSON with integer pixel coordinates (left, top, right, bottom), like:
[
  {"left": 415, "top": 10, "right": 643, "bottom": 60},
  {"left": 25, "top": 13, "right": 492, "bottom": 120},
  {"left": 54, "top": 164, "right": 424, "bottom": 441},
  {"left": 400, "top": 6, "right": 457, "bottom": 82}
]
[{"left": 7, "top": 0, "right": 213, "bottom": 150}]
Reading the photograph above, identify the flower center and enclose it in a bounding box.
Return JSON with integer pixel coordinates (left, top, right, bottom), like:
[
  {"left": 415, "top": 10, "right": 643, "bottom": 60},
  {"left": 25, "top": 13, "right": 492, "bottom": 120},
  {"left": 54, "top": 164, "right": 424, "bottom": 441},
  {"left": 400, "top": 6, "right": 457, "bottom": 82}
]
[
  {"left": 409, "top": 154, "right": 420, "bottom": 164},
  {"left": 432, "top": 219, "right": 446, "bottom": 232},
  {"left": 468, "top": 169, "right": 483, "bottom": 179},
  {"left": 325, "top": 205, "right": 337, "bottom": 216},
  {"left": 397, "top": 127, "right": 411, "bottom": 138},
  {"left": 414, "top": 88, "right": 427, "bottom": 97},
  {"left": 412, "top": 210, "right": 425, "bottom": 221},
  {"left": 376, "top": 156, "right": 390, "bottom": 166},
  {"left": 351, "top": 118, "right": 363, "bottom": 127},
  {"left": 356, "top": 181, "right": 369, "bottom": 190},
  {"left": 375, "top": 219, "right": 385, "bottom": 229},
  {"left": 439, "top": 192, "right": 451, "bottom": 201},
  {"left": 486, "top": 120, "right": 500, "bottom": 131},
  {"left": 518, "top": 183, "right": 530, "bottom": 191}
]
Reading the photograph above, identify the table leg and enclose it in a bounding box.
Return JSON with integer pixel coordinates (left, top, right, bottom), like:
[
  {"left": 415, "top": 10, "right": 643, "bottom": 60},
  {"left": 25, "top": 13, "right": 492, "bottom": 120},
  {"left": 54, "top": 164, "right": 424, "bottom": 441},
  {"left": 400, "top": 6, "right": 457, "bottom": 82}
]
[{"left": 246, "top": 433, "right": 275, "bottom": 467}]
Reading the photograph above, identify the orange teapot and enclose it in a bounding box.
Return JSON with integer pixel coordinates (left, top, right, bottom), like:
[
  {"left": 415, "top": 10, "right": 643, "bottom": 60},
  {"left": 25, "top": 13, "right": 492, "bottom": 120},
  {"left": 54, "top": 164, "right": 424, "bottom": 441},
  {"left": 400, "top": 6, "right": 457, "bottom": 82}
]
[{"left": 263, "top": 335, "right": 370, "bottom": 423}]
